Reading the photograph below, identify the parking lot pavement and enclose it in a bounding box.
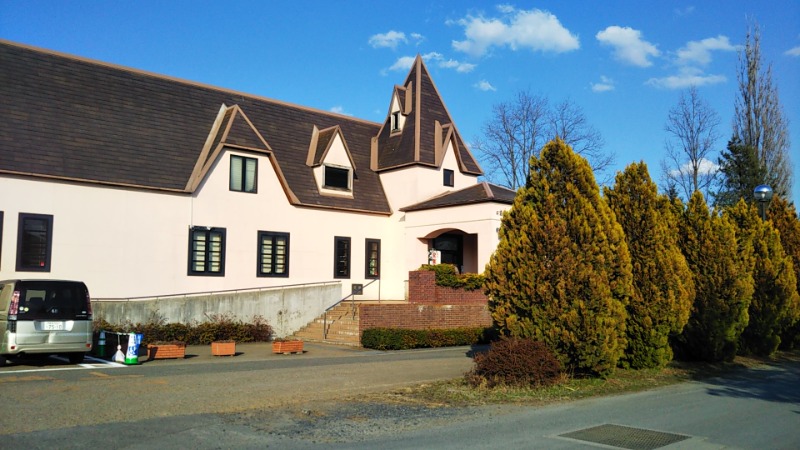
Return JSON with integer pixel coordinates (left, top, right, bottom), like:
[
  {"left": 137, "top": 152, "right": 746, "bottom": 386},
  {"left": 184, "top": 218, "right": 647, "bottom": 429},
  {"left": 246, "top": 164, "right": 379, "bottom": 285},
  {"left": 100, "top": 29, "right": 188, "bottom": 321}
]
[{"left": 0, "top": 341, "right": 374, "bottom": 373}]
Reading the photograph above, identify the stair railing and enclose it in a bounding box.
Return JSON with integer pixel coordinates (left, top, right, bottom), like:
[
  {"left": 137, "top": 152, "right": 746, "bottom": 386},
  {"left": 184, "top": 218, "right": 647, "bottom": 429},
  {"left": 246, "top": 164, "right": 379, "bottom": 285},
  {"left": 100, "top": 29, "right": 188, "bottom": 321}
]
[{"left": 323, "top": 278, "right": 380, "bottom": 340}]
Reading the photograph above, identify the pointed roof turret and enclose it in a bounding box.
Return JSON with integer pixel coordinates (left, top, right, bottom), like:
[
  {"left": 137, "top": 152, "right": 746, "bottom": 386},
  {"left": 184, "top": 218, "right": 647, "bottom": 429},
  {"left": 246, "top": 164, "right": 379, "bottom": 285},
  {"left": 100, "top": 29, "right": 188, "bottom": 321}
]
[{"left": 373, "top": 55, "right": 482, "bottom": 175}]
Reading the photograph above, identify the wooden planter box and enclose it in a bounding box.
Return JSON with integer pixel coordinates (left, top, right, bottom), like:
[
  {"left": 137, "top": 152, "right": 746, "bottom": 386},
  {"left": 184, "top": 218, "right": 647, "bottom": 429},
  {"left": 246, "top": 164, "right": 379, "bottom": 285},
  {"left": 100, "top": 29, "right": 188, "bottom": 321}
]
[
  {"left": 272, "top": 340, "right": 303, "bottom": 354},
  {"left": 147, "top": 343, "right": 186, "bottom": 360},
  {"left": 211, "top": 341, "right": 236, "bottom": 356}
]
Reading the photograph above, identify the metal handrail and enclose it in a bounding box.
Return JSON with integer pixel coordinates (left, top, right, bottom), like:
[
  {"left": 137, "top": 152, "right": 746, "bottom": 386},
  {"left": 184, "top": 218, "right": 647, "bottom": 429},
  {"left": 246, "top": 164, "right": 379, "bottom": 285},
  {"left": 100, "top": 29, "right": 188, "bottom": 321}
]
[{"left": 323, "top": 278, "right": 380, "bottom": 340}]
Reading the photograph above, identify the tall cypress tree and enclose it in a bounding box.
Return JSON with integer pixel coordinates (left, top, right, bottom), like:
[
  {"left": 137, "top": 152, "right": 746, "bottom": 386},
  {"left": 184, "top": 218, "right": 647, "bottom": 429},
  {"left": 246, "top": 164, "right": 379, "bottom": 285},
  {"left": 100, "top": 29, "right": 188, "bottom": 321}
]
[
  {"left": 605, "top": 162, "right": 694, "bottom": 368},
  {"left": 675, "top": 192, "right": 753, "bottom": 361},
  {"left": 485, "top": 138, "right": 631, "bottom": 377},
  {"left": 766, "top": 196, "right": 800, "bottom": 349},
  {"left": 726, "top": 200, "right": 800, "bottom": 356}
]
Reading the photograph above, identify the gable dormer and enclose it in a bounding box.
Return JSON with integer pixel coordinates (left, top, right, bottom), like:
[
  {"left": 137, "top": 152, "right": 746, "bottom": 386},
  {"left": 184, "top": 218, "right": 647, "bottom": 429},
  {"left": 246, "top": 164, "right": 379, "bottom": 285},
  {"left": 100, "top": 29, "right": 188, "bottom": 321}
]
[
  {"left": 372, "top": 55, "right": 482, "bottom": 176},
  {"left": 307, "top": 125, "right": 357, "bottom": 198}
]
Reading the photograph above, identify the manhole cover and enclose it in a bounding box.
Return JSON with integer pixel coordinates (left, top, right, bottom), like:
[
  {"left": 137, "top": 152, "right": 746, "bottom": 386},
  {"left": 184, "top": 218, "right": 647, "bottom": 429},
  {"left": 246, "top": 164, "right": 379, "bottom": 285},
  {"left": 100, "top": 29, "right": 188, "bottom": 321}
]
[{"left": 559, "top": 424, "right": 690, "bottom": 450}]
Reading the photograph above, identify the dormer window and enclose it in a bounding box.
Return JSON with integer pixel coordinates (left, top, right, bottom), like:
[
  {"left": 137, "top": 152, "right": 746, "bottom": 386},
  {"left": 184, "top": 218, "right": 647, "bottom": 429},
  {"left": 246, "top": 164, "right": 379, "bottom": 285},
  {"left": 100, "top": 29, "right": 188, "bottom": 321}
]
[
  {"left": 324, "top": 165, "right": 351, "bottom": 191},
  {"left": 443, "top": 169, "right": 454, "bottom": 187},
  {"left": 391, "top": 111, "right": 401, "bottom": 132}
]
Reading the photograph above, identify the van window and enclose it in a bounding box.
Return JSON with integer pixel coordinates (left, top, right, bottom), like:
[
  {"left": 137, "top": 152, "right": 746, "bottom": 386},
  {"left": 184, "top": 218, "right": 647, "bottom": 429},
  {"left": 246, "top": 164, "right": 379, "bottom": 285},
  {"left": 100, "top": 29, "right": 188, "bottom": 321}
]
[{"left": 14, "top": 281, "right": 91, "bottom": 320}]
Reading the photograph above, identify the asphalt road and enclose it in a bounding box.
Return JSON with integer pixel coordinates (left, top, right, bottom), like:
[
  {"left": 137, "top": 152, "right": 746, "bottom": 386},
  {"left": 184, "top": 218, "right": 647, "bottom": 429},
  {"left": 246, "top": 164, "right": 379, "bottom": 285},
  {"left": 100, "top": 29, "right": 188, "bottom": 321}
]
[{"left": 1, "top": 343, "right": 798, "bottom": 449}]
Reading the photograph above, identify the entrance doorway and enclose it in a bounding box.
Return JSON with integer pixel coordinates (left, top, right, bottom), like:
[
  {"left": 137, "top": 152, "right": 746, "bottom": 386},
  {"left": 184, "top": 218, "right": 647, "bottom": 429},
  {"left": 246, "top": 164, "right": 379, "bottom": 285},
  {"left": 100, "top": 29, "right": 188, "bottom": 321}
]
[{"left": 432, "top": 233, "right": 463, "bottom": 273}]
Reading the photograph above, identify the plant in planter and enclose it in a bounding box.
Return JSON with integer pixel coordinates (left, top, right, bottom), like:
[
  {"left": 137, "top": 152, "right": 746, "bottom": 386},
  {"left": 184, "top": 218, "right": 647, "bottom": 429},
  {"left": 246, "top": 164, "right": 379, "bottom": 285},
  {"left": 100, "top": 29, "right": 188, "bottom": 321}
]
[
  {"left": 211, "top": 340, "right": 236, "bottom": 356},
  {"left": 272, "top": 338, "right": 303, "bottom": 354},
  {"left": 147, "top": 341, "right": 187, "bottom": 360}
]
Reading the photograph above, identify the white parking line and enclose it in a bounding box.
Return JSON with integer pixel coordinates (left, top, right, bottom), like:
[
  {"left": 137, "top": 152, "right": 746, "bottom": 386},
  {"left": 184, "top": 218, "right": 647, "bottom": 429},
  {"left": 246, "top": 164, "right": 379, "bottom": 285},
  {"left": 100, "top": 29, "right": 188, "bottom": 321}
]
[{"left": 0, "top": 355, "right": 126, "bottom": 374}]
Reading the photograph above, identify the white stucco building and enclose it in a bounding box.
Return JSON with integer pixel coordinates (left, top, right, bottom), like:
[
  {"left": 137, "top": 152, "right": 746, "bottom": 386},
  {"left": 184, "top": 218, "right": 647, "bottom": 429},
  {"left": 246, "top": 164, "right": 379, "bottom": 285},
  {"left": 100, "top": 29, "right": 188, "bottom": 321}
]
[{"left": 0, "top": 41, "right": 515, "bottom": 308}]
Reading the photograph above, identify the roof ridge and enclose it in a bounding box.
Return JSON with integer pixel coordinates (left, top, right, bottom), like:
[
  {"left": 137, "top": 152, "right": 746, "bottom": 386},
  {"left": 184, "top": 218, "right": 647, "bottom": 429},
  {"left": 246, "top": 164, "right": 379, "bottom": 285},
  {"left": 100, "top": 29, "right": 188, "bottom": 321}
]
[{"left": 0, "top": 39, "right": 382, "bottom": 127}]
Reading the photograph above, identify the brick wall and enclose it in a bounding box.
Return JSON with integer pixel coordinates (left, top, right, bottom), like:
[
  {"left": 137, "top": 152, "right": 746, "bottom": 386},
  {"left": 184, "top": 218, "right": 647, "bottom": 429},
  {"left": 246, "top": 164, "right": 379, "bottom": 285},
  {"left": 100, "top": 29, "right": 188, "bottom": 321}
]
[
  {"left": 359, "top": 304, "right": 492, "bottom": 334},
  {"left": 358, "top": 270, "right": 492, "bottom": 335},
  {"left": 408, "top": 270, "right": 488, "bottom": 305}
]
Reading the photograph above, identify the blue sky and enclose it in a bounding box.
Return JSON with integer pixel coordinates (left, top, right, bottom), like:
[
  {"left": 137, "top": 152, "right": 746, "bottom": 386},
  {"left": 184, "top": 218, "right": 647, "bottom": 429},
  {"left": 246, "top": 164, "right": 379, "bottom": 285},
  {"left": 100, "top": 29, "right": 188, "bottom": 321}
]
[{"left": 2, "top": 1, "right": 799, "bottom": 201}]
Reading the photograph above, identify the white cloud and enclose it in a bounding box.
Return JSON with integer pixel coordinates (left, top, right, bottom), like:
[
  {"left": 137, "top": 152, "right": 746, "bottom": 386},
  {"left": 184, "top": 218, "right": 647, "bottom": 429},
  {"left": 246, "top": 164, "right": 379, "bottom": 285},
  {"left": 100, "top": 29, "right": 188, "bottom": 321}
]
[
  {"left": 646, "top": 67, "right": 726, "bottom": 89},
  {"left": 387, "top": 56, "right": 417, "bottom": 72},
  {"left": 410, "top": 33, "right": 425, "bottom": 45},
  {"left": 329, "top": 106, "right": 353, "bottom": 116},
  {"left": 674, "top": 6, "right": 695, "bottom": 16},
  {"left": 474, "top": 80, "right": 497, "bottom": 91},
  {"left": 596, "top": 26, "right": 659, "bottom": 67},
  {"left": 452, "top": 6, "right": 579, "bottom": 57},
  {"left": 670, "top": 158, "right": 719, "bottom": 177},
  {"left": 369, "top": 31, "right": 408, "bottom": 49},
  {"left": 786, "top": 46, "right": 800, "bottom": 57},
  {"left": 591, "top": 76, "right": 614, "bottom": 92},
  {"left": 385, "top": 53, "right": 475, "bottom": 73},
  {"left": 676, "top": 36, "right": 737, "bottom": 66}
]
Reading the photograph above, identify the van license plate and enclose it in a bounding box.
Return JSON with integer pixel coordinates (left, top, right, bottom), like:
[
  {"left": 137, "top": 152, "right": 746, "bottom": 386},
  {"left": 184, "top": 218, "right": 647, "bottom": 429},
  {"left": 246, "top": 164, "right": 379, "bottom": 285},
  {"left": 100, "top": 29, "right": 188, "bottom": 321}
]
[{"left": 43, "top": 322, "right": 64, "bottom": 331}]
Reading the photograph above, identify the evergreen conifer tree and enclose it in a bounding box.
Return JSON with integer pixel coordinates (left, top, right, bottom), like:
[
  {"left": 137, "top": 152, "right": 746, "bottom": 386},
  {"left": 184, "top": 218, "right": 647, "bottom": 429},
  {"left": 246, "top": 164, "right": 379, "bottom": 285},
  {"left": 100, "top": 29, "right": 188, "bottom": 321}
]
[
  {"left": 767, "top": 196, "right": 800, "bottom": 349},
  {"left": 485, "top": 138, "right": 631, "bottom": 376},
  {"left": 714, "top": 137, "right": 767, "bottom": 208},
  {"left": 605, "top": 162, "right": 694, "bottom": 368},
  {"left": 675, "top": 192, "right": 753, "bottom": 361},
  {"left": 726, "top": 200, "right": 800, "bottom": 356}
]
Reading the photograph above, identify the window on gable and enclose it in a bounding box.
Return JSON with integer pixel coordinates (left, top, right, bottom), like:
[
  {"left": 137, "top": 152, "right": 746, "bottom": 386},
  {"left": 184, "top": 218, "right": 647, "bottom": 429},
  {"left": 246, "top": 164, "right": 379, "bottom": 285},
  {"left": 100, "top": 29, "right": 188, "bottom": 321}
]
[
  {"left": 16, "top": 213, "right": 53, "bottom": 272},
  {"left": 324, "top": 165, "right": 351, "bottom": 191},
  {"left": 230, "top": 155, "right": 257, "bottom": 193},
  {"left": 391, "top": 111, "right": 401, "bottom": 131},
  {"left": 188, "top": 226, "right": 226, "bottom": 276},
  {"left": 443, "top": 169, "right": 455, "bottom": 187},
  {"left": 333, "top": 236, "right": 351, "bottom": 279},
  {"left": 258, "top": 231, "right": 289, "bottom": 277},
  {"left": 365, "top": 239, "right": 380, "bottom": 279}
]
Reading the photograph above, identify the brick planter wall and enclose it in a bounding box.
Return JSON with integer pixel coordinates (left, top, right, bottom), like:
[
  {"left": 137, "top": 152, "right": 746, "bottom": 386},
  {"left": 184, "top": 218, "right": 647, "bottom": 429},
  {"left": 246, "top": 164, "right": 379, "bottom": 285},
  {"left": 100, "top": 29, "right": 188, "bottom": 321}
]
[
  {"left": 408, "top": 270, "right": 488, "bottom": 305},
  {"left": 358, "top": 270, "right": 492, "bottom": 337},
  {"left": 359, "top": 304, "right": 492, "bottom": 335}
]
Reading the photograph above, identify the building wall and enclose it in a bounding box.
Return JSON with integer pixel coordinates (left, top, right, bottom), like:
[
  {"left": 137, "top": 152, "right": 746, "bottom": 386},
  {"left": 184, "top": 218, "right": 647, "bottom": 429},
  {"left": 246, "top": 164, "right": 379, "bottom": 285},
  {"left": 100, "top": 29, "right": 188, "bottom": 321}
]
[{"left": 359, "top": 304, "right": 492, "bottom": 332}]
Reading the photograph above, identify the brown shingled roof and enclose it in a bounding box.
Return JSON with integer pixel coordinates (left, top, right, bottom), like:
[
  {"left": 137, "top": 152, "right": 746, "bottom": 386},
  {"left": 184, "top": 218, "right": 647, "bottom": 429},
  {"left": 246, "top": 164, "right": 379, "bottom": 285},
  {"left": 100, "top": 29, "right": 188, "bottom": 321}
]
[
  {"left": 375, "top": 55, "right": 483, "bottom": 175},
  {"left": 400, "top": 182, "right": 516, "bottom": 212},
  {"left": 0, "top": 41, "right": 390, "bottom": 214}
]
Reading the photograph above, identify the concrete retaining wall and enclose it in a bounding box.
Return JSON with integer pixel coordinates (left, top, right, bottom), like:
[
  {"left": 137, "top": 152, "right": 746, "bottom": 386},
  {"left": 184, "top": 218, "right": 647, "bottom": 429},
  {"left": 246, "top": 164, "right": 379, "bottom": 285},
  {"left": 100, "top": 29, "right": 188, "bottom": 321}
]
[{"left": 92, "top": 282, "right": 341, "bottom": 338}]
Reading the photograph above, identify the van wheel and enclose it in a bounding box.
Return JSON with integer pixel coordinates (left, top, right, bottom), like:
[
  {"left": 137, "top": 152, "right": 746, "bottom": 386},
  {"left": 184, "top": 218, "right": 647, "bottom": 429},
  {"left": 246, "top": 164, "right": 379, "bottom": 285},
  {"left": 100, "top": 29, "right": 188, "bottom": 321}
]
[
  {"left": 0, "top": 355, "right": 6, "bottom": 367},
  {"left": 68, "top": 353, "right": 85, "bottom": 364}
]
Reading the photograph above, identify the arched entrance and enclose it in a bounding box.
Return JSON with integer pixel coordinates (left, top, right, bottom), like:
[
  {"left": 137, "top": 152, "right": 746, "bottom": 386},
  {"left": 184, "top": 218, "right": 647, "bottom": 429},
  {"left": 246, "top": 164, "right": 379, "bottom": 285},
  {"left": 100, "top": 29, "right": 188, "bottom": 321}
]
[{"left": 422, "top": 229, "right": 478, "bottom": 274}]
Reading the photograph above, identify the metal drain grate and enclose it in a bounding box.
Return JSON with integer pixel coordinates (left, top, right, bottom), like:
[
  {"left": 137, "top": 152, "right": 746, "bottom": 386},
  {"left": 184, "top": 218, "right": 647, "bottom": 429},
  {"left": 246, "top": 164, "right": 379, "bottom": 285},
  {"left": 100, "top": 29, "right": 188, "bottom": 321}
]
[{"left": 559, "top": 424, "right": 690, "bottom": 450}]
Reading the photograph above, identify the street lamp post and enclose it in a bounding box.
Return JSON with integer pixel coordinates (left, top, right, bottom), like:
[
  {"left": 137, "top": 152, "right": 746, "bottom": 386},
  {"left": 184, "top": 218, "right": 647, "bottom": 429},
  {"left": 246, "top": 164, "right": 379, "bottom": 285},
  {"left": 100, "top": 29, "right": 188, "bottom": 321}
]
[{"left": 753, "top": 184, "right": 773, "bottom": 220}]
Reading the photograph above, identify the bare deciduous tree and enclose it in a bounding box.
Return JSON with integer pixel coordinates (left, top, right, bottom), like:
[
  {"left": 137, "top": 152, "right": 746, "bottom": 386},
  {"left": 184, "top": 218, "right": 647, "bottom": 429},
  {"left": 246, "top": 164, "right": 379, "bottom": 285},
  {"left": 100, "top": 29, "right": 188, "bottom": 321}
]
[
  {"left": 473, "top": 90, "right": 612, "bottom": 190},
  {"left": 661, "top": 86, "right": 721, "bottom": 201},
  {"left": 732, "top": 21, "right": 792, "bottom": 199}
]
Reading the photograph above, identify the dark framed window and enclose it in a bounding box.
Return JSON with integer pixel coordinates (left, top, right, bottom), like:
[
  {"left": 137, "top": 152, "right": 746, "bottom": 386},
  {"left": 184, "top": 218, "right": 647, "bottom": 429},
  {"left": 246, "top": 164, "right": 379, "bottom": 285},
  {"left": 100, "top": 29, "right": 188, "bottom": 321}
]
[
  {"left": 16, "top": 213, "right": 53, "bottom": 272},
  {"left": 230, "top": 155, "right": 257, "bottom": 193},
  {"left": 258, "top": 231, "right": 289, "bottom": 277},
  {"left": 324, "top": 165, "right": 351, "bottom": 191},
  {"left": 365, "top": 239, "right": 380, "bottom": 279},
  {"left": 333, "top": 236, "right": 351, "bottom": 279},
  {"left": 391, "top": 111, "right": 401, "bottom": 131},
  {"left": 188, "top": 226, "right": 226, "bottom": 276},
  {"left": 443, "top": 169, "right": 454, "bottom": 187}
]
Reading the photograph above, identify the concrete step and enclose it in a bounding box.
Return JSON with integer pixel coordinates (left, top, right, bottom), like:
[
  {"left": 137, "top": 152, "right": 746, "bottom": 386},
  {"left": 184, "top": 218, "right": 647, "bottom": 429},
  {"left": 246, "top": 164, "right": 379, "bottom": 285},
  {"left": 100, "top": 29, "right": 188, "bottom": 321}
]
[{"left": 291, "top": 302, "right": 364, "bottom": 346}]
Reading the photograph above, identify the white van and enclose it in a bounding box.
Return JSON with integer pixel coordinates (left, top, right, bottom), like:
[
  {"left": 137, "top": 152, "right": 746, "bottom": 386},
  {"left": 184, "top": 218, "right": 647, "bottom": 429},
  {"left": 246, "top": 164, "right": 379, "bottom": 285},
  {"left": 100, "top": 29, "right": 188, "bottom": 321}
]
[{"left": 0, "top": 279, "right": 93, "bottom": 366}]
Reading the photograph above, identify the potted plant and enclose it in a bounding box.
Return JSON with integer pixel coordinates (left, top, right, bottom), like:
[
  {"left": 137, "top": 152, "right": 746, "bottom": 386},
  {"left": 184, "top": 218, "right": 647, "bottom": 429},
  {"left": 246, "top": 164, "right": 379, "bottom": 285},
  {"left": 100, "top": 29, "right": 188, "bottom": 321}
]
[
  {"left": 147, "top": 341, "right": 187, "bottom": 360},
  {"left": 211, "top": 340, "right": 236, "bottom": 356},
  {"left": 272, "top": 338, "right": 303, "bottom": 354}
]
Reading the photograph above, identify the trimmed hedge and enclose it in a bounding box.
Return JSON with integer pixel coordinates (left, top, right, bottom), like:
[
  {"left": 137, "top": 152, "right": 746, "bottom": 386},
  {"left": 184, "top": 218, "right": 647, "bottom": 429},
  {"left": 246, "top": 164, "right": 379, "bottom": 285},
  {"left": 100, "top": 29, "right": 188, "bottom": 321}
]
[
  {"left": 418, "top": 263, "right": 485, "bottom": 291},
  {"left": 93, "top": 314, "right": 273, "bottom": 346},
  {"left": 361, "top": 326, "right": 495, "bottom": 350}
]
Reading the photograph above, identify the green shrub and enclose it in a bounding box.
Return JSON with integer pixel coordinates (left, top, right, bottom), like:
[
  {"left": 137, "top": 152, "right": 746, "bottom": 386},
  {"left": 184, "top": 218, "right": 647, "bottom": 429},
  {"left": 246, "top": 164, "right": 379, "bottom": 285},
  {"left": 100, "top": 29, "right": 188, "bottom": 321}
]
[
  {"left": 418, "top": 264, "right": 485, "bottom": 291},
  {"left": 93, "top": 314, "right": 273, "bottom": 346},
  {"left": 361, "top": 327, "right": 494, "bottom": 350},
  {"left": 466, "top": 337, "right": 562, "bottom": 388}
]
